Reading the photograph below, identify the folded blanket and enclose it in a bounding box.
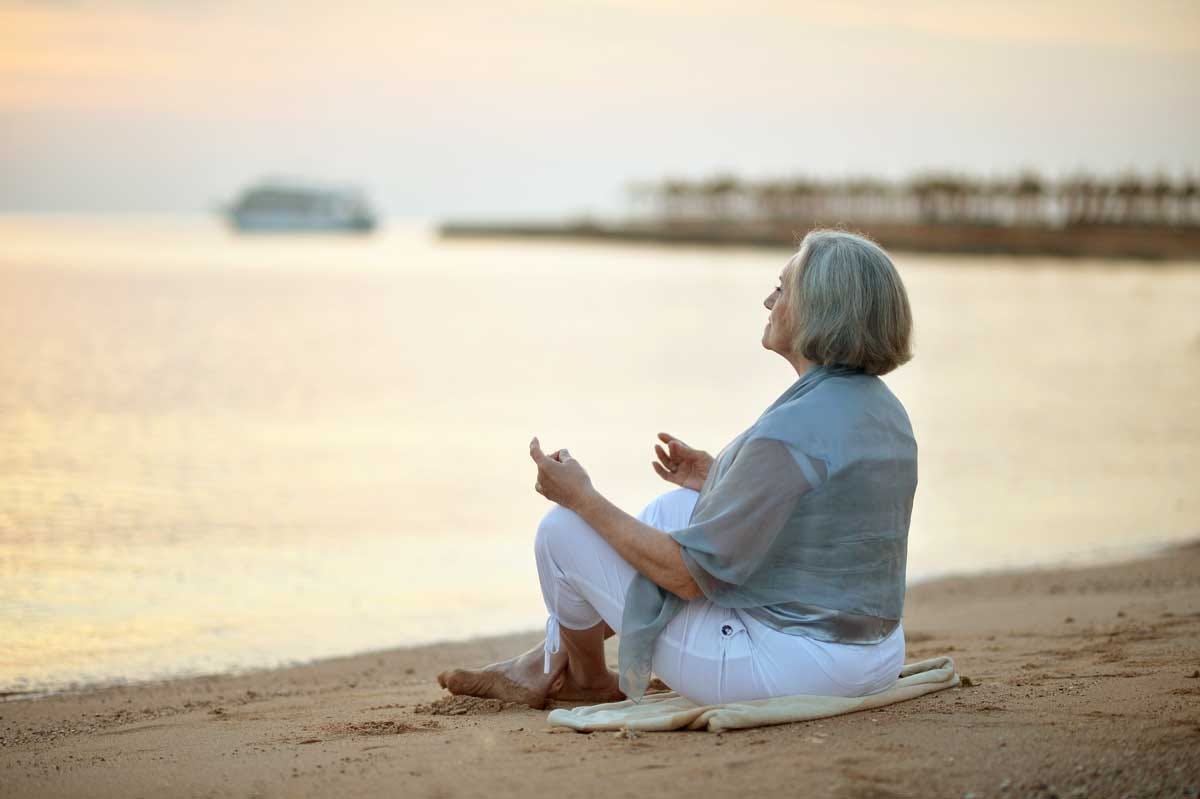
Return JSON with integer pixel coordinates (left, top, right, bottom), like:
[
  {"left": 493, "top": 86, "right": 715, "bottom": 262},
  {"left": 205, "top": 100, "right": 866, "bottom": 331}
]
[{"left": 546, "top": 656, "right": 958, "bottom": 733}]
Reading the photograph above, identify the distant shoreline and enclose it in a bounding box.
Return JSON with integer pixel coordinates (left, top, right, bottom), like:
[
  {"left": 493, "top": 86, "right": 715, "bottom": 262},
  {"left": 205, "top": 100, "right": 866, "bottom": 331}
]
[{"left": 439, "top": 220, "right": 1200, "bottom": 261}]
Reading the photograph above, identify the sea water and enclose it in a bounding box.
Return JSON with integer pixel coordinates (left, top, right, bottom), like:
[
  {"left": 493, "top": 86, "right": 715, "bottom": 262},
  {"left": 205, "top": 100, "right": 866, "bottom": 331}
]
[{"left": 2, "top": 215, "right": 1197, "bottom": 695}]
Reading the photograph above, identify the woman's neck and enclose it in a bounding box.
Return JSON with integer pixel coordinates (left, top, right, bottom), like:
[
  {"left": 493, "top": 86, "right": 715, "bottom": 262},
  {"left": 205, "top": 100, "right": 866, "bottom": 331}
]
[{"left": 786, "top": 353, "right": 816, "bottom": 378}]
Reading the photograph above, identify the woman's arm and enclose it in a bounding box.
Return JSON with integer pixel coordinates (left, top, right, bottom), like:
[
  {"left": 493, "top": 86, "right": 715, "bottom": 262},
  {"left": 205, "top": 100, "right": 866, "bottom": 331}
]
[
  {"left": 530, "top": 437, "right": 703, "bottom": 601},
  {"left": 574, "top": 491, "right": 703, "bottom": 601}
]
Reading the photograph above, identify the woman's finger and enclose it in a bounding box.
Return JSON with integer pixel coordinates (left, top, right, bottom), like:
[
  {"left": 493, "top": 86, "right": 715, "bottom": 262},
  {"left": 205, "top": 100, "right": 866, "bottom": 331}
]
[
  {"left": 651, "top": 461, "right": 676, "bottom": 482},
  {"left": 659, "top": 431, "right": 689, "bottom": 451},
  {"left": 530, "top": 437, "right": 552, "bottom": 466},
  {"left": 654, "top": 443, "right": 673, "bottom": 466}
]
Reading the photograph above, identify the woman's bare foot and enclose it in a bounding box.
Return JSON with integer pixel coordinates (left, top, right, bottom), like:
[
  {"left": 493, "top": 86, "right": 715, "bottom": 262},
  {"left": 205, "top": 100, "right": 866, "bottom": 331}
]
[
  {"left": 440, "top": 616, "right": 642, "bottom": 707},
  {"left": 547, "top": 666, "right": 626, "bottom": 704},
  {"left": 437, "top": 647, "right": 563, "bottom": 710}
]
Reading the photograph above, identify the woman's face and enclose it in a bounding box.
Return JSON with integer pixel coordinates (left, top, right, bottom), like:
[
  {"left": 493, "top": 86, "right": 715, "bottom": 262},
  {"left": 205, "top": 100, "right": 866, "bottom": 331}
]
[{"left": 761, "top": 258, "right": 795, "bottom": 356}]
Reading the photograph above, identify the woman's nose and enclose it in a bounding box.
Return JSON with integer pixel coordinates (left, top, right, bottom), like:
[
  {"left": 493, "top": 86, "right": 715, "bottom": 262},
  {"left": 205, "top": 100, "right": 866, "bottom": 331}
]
[{"left": 763, "top": 293, "right": 775, "bottom": 310}]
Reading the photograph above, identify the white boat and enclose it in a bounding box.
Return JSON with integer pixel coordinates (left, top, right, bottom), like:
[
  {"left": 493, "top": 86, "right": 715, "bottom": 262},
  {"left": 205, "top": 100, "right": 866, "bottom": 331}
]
[{"left": 226, "top": 181, "right": 377, "bottom": 233}]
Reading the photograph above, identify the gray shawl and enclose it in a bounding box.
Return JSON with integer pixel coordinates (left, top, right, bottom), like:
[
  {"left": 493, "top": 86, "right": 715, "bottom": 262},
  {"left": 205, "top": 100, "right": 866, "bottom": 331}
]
[{"left": 618, "top": 363, "right": 917, "bottom": 702}]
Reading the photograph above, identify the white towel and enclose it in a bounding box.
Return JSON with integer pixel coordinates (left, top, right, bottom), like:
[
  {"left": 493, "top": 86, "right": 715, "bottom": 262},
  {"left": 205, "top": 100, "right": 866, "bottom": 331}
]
[{"left": 546, "top": 656, "right": 959, "bottom": 733}]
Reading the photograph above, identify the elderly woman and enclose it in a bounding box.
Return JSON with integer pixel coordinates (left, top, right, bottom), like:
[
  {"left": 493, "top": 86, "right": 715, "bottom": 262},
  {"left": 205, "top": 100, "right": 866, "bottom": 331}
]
[{"left": 438, "top": 229, "right": 916, "bottom": 708}]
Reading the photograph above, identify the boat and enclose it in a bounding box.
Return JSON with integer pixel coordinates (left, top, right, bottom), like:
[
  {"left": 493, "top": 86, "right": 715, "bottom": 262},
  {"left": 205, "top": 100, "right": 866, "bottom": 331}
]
[{"left": 225, "top": 180, "right": 377, "bottom": 233}]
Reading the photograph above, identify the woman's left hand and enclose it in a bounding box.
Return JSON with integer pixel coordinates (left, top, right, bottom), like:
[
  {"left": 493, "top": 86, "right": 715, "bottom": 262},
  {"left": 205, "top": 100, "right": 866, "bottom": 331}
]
[{"left": 529, "top": 437, "right": 596, "bottom": 512}]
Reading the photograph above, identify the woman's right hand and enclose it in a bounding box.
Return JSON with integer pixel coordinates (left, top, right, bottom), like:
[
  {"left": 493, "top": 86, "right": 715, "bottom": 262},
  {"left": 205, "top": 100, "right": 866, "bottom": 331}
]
[{"left": 652, "top": 432, "right": 713, "bottom": 492}]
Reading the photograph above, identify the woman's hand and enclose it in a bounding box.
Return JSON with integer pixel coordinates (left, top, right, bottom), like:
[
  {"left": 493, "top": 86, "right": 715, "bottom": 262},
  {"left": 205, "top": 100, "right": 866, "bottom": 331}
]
[
  {"left": 529, "top": 437, "right": 597, "bottom": 513},
  {"left": 652, "top": 432, "right": 713, "bottom": 492}
]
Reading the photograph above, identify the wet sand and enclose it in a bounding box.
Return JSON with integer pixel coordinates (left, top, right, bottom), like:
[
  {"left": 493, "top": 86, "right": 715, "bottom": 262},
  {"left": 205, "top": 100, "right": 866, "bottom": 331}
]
[{"left": 2, "top": 543, "right": 1198, "bottom": 799}]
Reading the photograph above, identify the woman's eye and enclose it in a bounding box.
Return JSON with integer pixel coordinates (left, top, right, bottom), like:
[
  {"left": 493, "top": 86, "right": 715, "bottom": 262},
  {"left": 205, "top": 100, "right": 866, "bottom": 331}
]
[{"left": 774, "top": 285, "right": 782, "bottom": 293}]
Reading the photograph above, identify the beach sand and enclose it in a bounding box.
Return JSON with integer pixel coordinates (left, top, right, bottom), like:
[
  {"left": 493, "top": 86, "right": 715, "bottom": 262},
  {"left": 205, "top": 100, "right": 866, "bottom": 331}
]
[{"left": 3, "top": 543, "right": 1198, "bottom": 799}]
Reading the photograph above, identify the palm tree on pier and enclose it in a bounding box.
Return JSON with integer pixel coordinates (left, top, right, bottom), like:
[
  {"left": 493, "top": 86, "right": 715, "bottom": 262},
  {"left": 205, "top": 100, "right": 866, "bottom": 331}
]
[
  {"left": 658, "top": 178, "right": 693, "bottom": 222},
  {"left": 1178, "top": 176, "right": 1199, "bottom": 226},
  {"left": 700, "top": 174, "right": 741, "bottom": 222},
  {"left": 1149, "top": 174, "right": 1172, "bottom": 225},
  {"left": 787, "top": 178, "right": 822, "bottom": 223},
  {"left": 752, "top": 180, "right": 791, "bottom": 224},
  {"left": 1114, "top": 174, "right": 1144, "bottom": 225},
  {"left": 1013, "top": 172, "right": 1045, "bottom": 226}
]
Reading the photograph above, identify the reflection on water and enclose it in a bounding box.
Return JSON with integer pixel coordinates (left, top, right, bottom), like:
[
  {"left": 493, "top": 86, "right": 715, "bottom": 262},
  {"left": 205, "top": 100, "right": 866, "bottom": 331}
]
[{"left": 1, "top": 215, "right": 1198, "bottom": 695}]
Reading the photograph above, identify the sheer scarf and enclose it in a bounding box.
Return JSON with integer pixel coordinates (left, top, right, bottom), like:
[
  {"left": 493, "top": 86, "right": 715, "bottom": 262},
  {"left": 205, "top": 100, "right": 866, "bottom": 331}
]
[{"left": 618, "top": 364, "right": 917, "bottom": 702}]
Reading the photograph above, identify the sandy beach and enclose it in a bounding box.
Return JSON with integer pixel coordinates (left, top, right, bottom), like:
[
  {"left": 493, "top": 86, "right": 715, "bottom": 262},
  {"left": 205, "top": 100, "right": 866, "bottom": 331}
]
[
  {"left": 1, "top": 543, "right": 1197, "bottom": 799},
  {"left": 6, "top": 2, "right": 1198, "bottom": 797}
]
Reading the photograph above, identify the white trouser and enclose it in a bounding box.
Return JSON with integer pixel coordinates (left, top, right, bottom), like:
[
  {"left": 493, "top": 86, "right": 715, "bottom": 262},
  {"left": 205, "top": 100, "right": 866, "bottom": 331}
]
[{"left": 534, "top": 487, "right": 906, "bottom": 706}]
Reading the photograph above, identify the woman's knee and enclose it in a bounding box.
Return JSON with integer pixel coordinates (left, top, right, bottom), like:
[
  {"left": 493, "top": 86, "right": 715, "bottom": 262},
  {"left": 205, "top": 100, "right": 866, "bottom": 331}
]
[
  {"left": 637, "top": 487, "right": 701, "bottom": 529},
  {"left": 534, "top": 504, "right": 593, "bottom": 561}
]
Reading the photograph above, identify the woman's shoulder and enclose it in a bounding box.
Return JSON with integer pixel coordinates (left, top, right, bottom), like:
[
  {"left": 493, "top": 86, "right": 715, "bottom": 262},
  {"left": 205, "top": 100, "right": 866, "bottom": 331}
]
[
  {"left": 757, "top": 370, "right": 913, "bottom": 442},
  {"left": 770, "top": 368, "right": 895, "bottom": 413}
]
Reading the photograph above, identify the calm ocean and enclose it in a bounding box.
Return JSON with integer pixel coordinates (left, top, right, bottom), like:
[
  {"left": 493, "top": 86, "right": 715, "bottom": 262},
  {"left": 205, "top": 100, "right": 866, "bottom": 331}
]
[{"left": 2, "top": 215, "right": 1197, "bottom": 696}]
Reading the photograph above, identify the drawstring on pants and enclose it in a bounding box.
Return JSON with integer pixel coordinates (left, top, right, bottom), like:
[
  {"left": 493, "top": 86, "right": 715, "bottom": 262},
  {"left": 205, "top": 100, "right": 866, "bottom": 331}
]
[{"left": 543, "top": 616, "right": 561, "bottom": 674}]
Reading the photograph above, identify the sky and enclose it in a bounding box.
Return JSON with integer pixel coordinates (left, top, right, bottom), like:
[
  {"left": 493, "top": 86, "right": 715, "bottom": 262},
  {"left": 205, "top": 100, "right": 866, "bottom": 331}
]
[{"left": 2, "top": 0, "right": 1198, "bottom": 216}]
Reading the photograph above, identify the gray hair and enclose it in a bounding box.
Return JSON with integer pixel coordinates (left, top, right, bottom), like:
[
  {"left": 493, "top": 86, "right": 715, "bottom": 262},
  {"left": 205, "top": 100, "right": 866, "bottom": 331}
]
[{"left": 786, "top": 229, "right": 913, "bottom": 376}]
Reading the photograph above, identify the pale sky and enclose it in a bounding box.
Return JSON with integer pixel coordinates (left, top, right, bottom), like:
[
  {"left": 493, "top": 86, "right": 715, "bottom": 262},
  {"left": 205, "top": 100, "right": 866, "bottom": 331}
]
[{"left": 2, "top": 0, "right": 1198, "bottom": 215}]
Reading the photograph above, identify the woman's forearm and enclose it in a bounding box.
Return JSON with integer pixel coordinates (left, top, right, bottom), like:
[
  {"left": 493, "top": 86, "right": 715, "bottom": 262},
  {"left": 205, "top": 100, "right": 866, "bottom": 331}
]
[{"left": 573, "top": 491, "right": 703, "bottom": 601}]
